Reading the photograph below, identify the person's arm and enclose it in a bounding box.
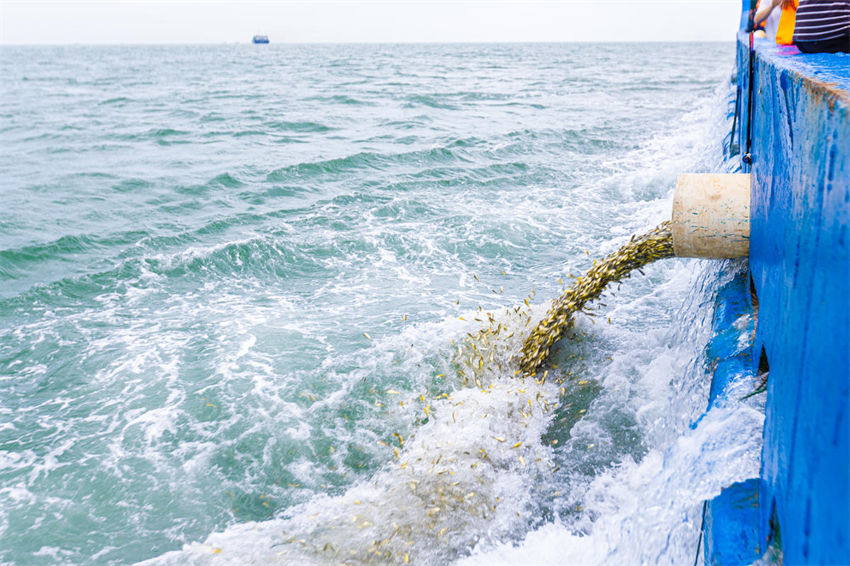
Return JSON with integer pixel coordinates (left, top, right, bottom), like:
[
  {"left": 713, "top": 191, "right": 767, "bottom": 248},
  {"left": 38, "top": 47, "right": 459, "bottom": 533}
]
[{"left": 753, "top": 0, "right": 781, "bottom": 28}]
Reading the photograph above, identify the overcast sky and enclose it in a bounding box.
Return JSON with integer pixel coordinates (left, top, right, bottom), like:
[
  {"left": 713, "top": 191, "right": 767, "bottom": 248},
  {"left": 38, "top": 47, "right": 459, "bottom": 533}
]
[{"left": 1, "top": 1, "right": 743, "bottom": 44}]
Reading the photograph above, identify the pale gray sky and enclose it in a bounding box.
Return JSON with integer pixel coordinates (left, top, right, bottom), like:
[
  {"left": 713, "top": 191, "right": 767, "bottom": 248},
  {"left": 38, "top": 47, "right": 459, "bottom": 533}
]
[{"left": 1, "top": 1, "right": 743, "bottom": 44}]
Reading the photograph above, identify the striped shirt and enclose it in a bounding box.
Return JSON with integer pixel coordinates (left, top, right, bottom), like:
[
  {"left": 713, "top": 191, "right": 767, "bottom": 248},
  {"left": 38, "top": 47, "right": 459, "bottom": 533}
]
[{"left": 793, "top": 0, "right": 850, "bottom": 42}]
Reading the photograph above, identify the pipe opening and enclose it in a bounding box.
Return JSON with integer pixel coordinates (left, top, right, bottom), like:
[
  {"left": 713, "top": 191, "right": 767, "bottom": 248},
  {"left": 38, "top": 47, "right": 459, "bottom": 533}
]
[{"left": 671, "top": 173, "right": 751, "bottom": 259}]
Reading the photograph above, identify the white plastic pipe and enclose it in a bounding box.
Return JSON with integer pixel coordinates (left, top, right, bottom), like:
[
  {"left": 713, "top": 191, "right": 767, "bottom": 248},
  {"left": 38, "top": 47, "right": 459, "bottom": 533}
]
[{"left": 672, "top": 173, "right": 750, "bottom": 258}]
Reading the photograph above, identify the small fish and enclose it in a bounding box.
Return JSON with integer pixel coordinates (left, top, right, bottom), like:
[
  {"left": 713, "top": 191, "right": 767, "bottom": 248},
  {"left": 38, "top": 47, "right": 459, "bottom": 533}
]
[{"left": 363, "top": 332, "right": 373, "bottom": 341}]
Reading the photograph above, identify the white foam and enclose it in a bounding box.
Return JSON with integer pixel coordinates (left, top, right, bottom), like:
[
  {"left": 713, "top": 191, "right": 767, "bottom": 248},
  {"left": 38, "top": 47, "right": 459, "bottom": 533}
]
[
  {"left": 140, "top": 250, "right": 730, "bottom": 566},
  {"left": 141, "top": 305, "right": 563, "bottom": 565},
  {"left": 460, "top": 404, "right": 764, "bottom": 566}
]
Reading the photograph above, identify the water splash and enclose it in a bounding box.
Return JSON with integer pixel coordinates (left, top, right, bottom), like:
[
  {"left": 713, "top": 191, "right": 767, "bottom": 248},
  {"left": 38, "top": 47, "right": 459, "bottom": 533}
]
[
  {"left": 146, "top": 222, "right": 683, "bottom": 565},
  {"left": 146, "top": 303, "right": 558, "bottom": 565}
]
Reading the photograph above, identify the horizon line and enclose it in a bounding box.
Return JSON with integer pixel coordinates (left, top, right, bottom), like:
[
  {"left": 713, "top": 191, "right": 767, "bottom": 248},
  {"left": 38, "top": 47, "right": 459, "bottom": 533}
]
[{"left": 0, "top": 39, "right": 737, "bottom": 47}]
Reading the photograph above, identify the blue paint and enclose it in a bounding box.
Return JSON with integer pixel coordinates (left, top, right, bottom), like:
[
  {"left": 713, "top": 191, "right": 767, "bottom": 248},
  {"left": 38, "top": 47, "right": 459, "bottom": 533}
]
[
  {"left": 708, "top": 3, "right": 850, "bottom": 563},
  {"left": 705, "top": 269, "right": 755, "bottom": 409},
  {"left": 704, "top": 479, "right": 762, "bottom": 566},
  {"left": 711, "top": 275, "right": 753, "bottom": 335}
]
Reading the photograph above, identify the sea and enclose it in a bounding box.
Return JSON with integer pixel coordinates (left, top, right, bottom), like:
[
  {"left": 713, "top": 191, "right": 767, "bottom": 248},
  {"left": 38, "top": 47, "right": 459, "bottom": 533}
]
[{"left": 0, "top": 43, "right": 765, "bottom": 565}]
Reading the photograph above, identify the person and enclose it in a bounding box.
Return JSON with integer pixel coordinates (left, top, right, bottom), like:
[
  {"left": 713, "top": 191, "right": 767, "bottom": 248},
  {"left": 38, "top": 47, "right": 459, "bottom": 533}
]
[
  {"left": 750, "top": 0, "right": 770, "bottom": 37},
  {"left": 752, "top": 0, "right": 799, "bottom": 45},
  {"left": 793, "top": 0, "right": 850, "bottom": 53}
]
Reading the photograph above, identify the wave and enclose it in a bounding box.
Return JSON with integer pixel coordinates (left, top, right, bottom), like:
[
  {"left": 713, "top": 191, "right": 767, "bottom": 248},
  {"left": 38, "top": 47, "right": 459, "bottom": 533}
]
[
  {"left": 99, "top": 96, "right": 132, "bottom": 105},
  {"left": 0, "top": 231, "right": 149, "bottom": 279},
  {"left": 150, "top": 128, "right": 190, "bottom": 138},
  {"left": 209, "top": 172, "right": 244, "bottom": 188},
  {"left": 172, "top": 172, "right": 246, "bottom": 195},
  {"left": 200, "top": 113, "right": 226, "bottom": 123},
  {"left": 263, "top": 121, "right": 333, "bottom": 133},
  {"left": 231, "top": 130, "right": 267, "bottom": 138},
  {"left": 265, "top": 147, "right": 468, "bottom": 182},
  {"left": 112, "top": 178, "right": 155, "bottom": 192},
  {"left": 0, "top": 229, "right": 340, "bottom": 310},
  {"left": 304, "top": 94, "right": 374, "bottom": 106},
  {"left": 404, "top": 94, "right": 459, "bottom": 110}
]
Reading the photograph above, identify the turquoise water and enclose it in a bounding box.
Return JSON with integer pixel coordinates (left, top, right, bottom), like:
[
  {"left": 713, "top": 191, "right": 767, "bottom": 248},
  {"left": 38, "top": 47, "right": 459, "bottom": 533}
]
[{"left": 1, "top": 43, "right": 764, "bottom": 565}]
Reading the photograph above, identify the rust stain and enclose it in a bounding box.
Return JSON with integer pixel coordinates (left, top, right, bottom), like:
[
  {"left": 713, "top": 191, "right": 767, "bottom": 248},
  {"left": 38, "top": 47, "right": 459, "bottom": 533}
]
[
  {"left": 754, "top": 49, "right": 850, "bottom": 112},
  {"left": 802, "top": 75, "right": 849, "bottom": 112}
]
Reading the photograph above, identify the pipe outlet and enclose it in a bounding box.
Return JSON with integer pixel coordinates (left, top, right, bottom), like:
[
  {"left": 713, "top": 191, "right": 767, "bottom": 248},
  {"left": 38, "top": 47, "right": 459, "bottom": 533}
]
[{"left": 672, "top": 173, "right": 750, "bottom": 259}]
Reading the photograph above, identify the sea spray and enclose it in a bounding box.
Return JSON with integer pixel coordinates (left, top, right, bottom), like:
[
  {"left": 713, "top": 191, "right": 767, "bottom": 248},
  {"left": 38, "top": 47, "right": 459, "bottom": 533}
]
[
  {"left": 158, "top": 223, "right": 680, "bottom": 565},
  {"left": 520, "top": 221, "right": 675, "bottom": 375},
  {"left": 154, "top": 314, "right": 559, "bottom": 565}
]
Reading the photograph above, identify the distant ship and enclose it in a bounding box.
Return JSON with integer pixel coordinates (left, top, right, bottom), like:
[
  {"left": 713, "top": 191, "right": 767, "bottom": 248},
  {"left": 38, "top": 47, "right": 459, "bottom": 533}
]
[{"left": 252, "top": 35, "right": 269, "bottom": 44}]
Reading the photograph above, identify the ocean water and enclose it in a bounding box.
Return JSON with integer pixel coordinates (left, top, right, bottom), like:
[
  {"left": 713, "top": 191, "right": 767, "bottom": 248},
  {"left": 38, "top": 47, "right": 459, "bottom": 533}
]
[{"left": 0, "top": 43, "right": 764, "bottom": 565}]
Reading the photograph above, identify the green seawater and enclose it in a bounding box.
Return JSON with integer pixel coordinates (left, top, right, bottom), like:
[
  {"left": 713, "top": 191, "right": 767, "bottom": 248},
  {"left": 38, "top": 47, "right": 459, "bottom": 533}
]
[{"left": 0, "top": 43, "right": 764, "bottom": 565}]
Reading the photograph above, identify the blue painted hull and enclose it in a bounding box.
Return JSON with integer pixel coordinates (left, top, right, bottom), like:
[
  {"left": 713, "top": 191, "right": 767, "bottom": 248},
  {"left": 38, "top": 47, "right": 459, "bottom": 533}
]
[{"left": 702, "top": 3, "right": 850, "bottom": 563}]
